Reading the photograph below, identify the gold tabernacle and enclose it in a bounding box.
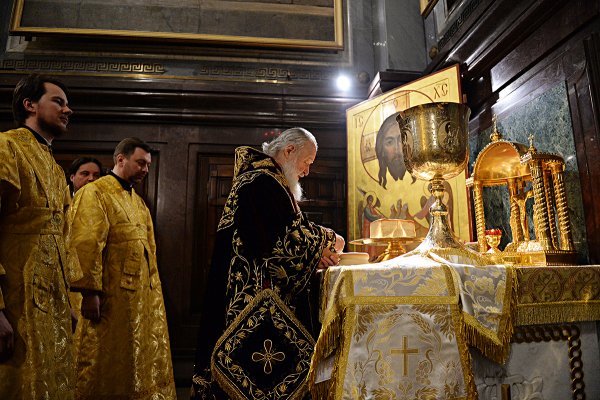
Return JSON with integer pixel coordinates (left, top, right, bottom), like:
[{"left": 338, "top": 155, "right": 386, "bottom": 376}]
[{"left": 466, "top": 116, "right": 577, "bottom": 266}]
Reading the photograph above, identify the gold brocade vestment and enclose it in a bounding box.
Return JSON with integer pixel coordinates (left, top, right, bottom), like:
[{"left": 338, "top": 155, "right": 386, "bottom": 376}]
[
  {"left": 0, "top": 128, "right": 75, "bottom": 399},
  {"left": 69, "top": 175, "right": 176, "bottom": 399}
]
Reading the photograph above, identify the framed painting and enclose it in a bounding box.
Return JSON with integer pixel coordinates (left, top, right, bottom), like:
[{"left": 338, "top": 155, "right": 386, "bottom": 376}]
[
  {"left": 10, "top": 0, "right": 343, "bottom": 50},
  {"left": 346, "top": 64, "right": 472, "bottom": 254}
]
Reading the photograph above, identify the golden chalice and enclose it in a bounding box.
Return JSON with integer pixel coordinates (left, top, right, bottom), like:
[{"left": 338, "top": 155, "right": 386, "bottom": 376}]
[{"left": 397, "top": 102, "right": 472, "bottom": 253}]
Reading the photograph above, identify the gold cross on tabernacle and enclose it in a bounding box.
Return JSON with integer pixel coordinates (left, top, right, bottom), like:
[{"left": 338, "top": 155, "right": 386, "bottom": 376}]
[{"left": 390, "top": 336, "right": 419, "bottom": 376}]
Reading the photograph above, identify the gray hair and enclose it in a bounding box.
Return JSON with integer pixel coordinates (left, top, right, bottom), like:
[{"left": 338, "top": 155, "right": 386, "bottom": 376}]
[{"left": 261, "top": 127, "right": 318, "bottom": 157}]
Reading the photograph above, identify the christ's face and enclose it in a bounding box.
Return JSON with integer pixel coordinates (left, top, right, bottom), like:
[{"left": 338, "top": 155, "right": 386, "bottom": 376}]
[{"left": 382, "top": 127, "right": 404, "bottom": 179}]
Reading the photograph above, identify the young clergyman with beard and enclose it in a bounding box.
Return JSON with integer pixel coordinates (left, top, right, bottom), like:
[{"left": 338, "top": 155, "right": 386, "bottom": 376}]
[
  {"left": 68, "top": 137, "right": 176, "bottom": 399},
  {"left": 191, "top": 127, "right": 345, "bottom": 400}
]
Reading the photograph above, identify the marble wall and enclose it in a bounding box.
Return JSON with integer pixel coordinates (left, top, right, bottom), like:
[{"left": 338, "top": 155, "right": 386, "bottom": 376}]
[{"left": 468, "top": 83, "right": 589, "bottom": 262}]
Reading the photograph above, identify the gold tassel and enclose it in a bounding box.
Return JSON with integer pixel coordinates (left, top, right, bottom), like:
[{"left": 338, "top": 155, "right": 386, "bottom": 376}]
[
  {"left": 462, "top": 313, "right": 510, "bottom": 363},
  {"left": 454, "top": 307, "right": 478, "bottom": 400},
  {"left": 308, "top": 309, "right": 346, "bottom": 398},
  {"left": 319, "top": 269, "right": 332, "bottom": 319},
  {"left": 517, "top": 302, "right": 600, "bottom": 326},
  {"left": 310, "top": 380, "right": 334, "bottom": 400}
]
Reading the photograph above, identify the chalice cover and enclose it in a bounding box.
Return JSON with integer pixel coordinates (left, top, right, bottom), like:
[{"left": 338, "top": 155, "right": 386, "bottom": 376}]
[{"left": 211, "top": 289, "right": 315, "bottom": 400}]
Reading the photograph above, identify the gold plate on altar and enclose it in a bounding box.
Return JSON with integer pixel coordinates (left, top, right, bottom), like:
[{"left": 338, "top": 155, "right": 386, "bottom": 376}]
[
  {"left": 350, "top": 237, "right": 421, "bottom": 246},
  {"left": 350, "top": 237, "right": 424, "bottom": 262}
]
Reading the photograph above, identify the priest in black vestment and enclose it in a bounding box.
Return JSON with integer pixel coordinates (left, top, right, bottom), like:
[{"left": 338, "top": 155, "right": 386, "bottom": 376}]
[{"left": 191, "top": 127, "right": 345, "bottom": 400}]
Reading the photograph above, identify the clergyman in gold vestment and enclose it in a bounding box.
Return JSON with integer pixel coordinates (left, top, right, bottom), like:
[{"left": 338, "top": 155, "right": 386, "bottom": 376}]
[
  {"left": 69, "top": 137, "right": 176, "bottom": 399},
  {"left": 0, "top": 74, "right": 76, "bottom": 399}
]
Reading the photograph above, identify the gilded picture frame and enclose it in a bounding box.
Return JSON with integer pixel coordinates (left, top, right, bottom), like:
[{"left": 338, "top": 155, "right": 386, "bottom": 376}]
[
  {"left": 346, "top": 64, "right": 472, "bottom": 252},
  {"left": 9, "top": 0, "right": 343, "bottom": 50},
  {"left": 420, "top": 0, "right": 440, "bottom": 17}
]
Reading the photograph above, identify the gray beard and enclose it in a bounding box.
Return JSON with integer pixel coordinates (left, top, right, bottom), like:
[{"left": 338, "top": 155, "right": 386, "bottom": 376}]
[{"left": 281, "top": 161, "right": 304, "bottom": 202}]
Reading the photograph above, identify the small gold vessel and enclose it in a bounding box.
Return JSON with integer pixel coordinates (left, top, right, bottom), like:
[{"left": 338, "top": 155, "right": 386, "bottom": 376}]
[{"left": 485, "top": 229, "right": 502, "bottom": 254}]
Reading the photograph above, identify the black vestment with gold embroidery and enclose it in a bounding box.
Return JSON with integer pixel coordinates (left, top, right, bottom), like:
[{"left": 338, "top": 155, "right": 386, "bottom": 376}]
[{"left": 191, "top": 146, "right": 336, "bottom": 400}]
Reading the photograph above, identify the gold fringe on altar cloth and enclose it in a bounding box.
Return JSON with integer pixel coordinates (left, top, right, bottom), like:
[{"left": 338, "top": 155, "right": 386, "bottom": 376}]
[
  {"left": 517, "top": 302, "right": 600, "bottom": 326},
  {"left": 308, "top": 267, "right": 351, "bottom": 400}
]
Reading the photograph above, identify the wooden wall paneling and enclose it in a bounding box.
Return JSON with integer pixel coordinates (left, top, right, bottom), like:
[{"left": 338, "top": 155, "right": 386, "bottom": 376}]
[
  {"left": 569, "top": 34, "right": 600, "bottom": 263},
  {"left": 190, "top": 152, "right": 234, "bottom": 316},
  {"left": 299, "top": 157, "right": 347, "bottom": 239},
  {"left": 461, "top": 0, "right": 600, "bottom": 116},
  {"left": 488, "top": 0, "right": 600, "bottom": 95},
  {"left": 0, "top": 74, "right": 362, "bottom": 128},
  {"left": 426, "top": 0, "right": 563, "bottom": 78},
  {"left": 173, "top": 143, "right": 234, "bottom": 363}
]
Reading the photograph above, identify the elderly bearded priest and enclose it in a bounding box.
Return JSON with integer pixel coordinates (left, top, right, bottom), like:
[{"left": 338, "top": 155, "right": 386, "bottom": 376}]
[{"left": 191, "top": 127, "right": 345, "bottom": 400}]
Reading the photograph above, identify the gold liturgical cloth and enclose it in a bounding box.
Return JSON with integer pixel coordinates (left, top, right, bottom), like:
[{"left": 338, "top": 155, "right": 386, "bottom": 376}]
[{"left": 309, "top": 254, "right": 517, "bottom": 400}]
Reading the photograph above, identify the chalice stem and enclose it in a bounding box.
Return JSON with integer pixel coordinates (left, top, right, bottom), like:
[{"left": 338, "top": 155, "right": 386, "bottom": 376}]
[
  {"left": 430, "top": 178, "right": 446, "bottom": 213},
  {"left": 416, "top": 178, "right": 465, "bottom": 251}
]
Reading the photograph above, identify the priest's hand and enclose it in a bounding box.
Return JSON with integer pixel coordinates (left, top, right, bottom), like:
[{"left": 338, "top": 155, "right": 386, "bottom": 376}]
[
  {"left": 0, "top": 310, "right": 14, "bottom": 362},
  {"left": 81, "top": 292, "right": 101, "bottom": 322},
  {"left": 319, "top": 250, "right": 339, "bottom": 269},
  {"left": 319, "top": 233, "right": 345, "bottom": 269}
]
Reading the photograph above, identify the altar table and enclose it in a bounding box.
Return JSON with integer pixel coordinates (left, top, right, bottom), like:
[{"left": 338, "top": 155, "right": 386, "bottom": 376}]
[{"left": 308, "top": 255, "right": 600, "bottom": 400}]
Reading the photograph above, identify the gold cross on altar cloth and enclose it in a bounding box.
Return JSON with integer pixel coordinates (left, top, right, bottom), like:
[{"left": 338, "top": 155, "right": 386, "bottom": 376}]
[{"left": 390, "top": 336, "right": 419, "bottom": 376}]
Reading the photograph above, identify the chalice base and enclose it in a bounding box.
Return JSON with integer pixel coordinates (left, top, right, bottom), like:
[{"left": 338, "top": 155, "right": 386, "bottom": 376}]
[
  {"left": 405, "top": 209, "right": 485, "bottom": 265},
  {"left": 415, "top": 210, "right": 466, "bottom": 251}
]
